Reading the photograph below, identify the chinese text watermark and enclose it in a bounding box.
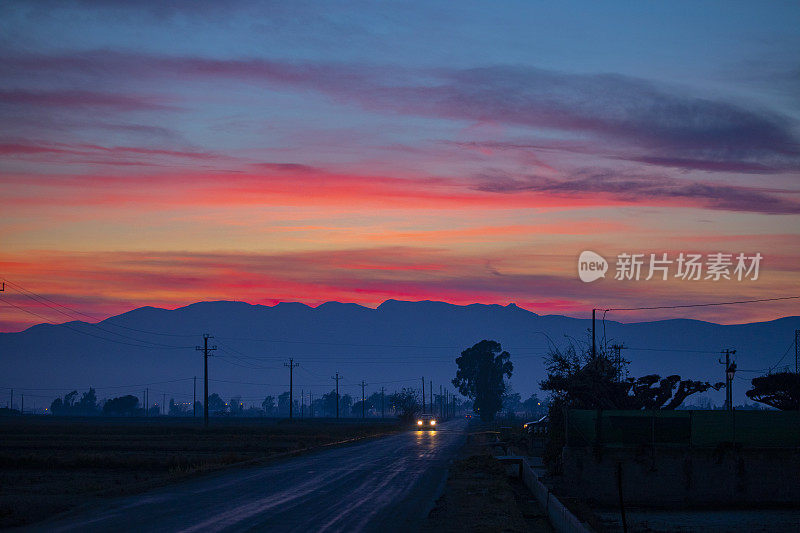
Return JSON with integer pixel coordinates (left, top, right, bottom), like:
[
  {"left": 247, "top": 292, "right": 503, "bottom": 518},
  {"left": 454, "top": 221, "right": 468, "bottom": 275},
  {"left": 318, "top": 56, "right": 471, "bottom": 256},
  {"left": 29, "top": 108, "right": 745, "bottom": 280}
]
[{"left": 578, "top": 251, "right": 762, "bottom": 283}]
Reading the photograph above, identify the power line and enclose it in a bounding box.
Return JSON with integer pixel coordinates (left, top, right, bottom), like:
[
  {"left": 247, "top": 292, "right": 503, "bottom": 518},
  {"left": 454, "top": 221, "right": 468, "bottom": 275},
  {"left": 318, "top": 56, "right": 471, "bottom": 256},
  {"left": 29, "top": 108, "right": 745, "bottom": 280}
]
[
  {"left": 1, "top": 278, "right": 197, "bottom": 337},
  {"left": 0, "top": 297, "right": 192, "bottom": 349},
  {"left": 604, "top": 295, "right": 800, "bottom": 312}
]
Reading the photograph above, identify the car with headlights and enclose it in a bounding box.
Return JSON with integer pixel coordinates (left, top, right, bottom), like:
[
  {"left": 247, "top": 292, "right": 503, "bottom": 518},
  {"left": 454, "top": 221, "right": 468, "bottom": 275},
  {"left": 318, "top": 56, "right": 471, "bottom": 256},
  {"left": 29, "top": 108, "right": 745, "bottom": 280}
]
[{"left": 416, "top": 413, "right": 438, "bottom": 429}]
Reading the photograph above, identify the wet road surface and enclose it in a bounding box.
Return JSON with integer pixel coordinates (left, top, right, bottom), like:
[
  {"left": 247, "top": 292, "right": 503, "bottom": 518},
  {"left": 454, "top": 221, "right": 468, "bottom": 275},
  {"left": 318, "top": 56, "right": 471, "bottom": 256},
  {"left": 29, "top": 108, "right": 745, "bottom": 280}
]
[{"left": 31, "top": 419, "right": 467, "bottom": 533}]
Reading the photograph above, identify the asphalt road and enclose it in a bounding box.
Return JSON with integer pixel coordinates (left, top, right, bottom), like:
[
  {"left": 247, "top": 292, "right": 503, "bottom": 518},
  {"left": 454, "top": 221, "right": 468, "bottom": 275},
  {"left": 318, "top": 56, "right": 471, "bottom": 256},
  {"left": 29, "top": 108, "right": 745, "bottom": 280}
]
[{"left": 30, "top": 419, "right": 467, "bottom": 533}]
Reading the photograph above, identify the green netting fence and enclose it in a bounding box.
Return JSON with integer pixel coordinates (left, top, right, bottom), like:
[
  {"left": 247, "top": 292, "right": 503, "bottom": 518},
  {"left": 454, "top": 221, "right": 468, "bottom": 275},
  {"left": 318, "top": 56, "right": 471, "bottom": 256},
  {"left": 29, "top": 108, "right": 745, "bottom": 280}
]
[{"left": 566, "top": 409, "right": 800, "bottom": 447}]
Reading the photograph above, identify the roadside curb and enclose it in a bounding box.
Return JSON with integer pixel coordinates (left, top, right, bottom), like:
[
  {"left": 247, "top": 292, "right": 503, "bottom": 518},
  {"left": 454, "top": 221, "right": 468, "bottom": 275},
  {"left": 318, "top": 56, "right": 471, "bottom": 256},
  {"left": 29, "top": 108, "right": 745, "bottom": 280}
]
[{"left": 517, "top": 457, "right": 594, "bottom": 533}]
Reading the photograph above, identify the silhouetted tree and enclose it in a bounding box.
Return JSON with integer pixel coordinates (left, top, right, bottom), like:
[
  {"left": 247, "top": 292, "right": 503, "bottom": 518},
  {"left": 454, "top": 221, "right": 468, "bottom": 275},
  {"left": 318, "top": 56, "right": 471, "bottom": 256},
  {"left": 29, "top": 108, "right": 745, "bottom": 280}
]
[
  {"left": 388, "top": 387, "right": 421, "bottom": 422},
  {"left": 169, "top": 398, "right": 189, "bottom": 416},
  {"left": 278, "top": 391, "right": 291, "bottom": 417},
  {"left": 229, "top": 395, "right": 243, "bottom": 415},
  {"left": 339, "top": 394, "right": 352, "bottom": 417},
  {"left": 540, "top": 335, "right": 723, "bottom": 471},
  {"left": 64, "top": 390, "right": 78, "bottom": 408},
  {"left": 50, "top": 389, "right": 101, "bottom": 415},
  {"left": 321, "top": 390, "right": 338, "bottom": 417},
  {"left": 452, "top": 340, "right": 513, "bottom": 421},
  {"left": 103, "top": 395, "right": 139, "bottom": 416},
  {"left": 49, "top": 397, "right": 64, "bottom": 415},
  {"left": 502, "top": 390, "right": 522, "bottom": 416},
  {"left": 522, "top": 393, "right": 546, "bottom": 418},
  {"left": 540, "top": 337, "right": 722, "bottom": 410},
  {"left": 746, "top": 372, "right": 800, "bottom": 410},
  {"left": 261, "top": 395, "right": 276, "bottom": 416},
  {"left": 207, "top": 393, "right": 226, "bottom": 414},
  {"left": 76, "top": 388, "right": 99, "bottom": 415}
]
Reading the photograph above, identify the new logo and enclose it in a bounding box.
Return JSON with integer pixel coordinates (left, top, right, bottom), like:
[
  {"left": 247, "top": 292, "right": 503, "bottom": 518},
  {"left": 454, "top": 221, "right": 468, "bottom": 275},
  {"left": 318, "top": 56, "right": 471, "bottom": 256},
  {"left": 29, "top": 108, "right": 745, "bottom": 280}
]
[{"left": 578, "top": 251, "right": 608, "bottom": 282}]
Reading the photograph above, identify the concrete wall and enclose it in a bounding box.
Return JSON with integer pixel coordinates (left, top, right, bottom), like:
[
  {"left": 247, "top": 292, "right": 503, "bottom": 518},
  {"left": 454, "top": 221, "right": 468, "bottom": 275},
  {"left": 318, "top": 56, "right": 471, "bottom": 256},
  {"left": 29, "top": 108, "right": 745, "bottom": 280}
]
[{"left": 560, "top": 445, "right": 800, "bottom": 506}]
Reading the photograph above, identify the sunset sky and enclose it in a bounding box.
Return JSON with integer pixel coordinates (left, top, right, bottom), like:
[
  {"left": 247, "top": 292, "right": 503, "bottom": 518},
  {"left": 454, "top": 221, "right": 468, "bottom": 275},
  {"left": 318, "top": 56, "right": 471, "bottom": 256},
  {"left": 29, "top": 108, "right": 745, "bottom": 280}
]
[{"left": 1, "top": 1, "right": 799, "bottom": 331}]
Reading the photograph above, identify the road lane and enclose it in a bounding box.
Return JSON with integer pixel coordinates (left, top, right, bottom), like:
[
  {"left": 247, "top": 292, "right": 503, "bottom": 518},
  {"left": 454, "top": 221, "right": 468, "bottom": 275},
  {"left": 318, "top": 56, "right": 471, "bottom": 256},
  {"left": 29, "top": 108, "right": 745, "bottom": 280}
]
[{"left": 31, "top": 420, "right": 467, "bottom": 533}]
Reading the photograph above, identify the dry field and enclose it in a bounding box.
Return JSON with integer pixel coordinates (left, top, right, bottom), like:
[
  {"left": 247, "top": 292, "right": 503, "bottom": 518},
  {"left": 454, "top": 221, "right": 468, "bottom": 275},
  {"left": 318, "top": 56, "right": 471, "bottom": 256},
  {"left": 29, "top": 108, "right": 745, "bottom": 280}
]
[{"left": 0, "top": 415, "right": 400, "bottom": 528}]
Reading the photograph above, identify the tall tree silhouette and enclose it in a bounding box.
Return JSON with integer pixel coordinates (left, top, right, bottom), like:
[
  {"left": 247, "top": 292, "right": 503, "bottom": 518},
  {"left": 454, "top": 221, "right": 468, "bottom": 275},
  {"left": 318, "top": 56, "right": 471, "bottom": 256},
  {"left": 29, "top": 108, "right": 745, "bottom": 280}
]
[{"left": 452, "top": 340, "right": 513, "bottom": 421}]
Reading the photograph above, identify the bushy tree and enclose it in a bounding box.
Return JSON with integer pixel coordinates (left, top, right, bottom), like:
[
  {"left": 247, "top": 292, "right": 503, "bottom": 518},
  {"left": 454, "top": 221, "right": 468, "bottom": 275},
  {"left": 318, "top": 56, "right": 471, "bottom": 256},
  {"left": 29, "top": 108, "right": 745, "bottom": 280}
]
[
  {"left": 207, "top": 393, "right": 226, "bottom": 414},
  {"left": 522, "top": 393, "right": 546, "bottom": 418},
  {"left": 261, "top": 395, "right": 276, "bottom": 416},
  {"left": 540, "top": 335, "right": 723, "bottom": 471},
  {"left": 540, "top": 338, "right": 722, "bottom": 410},
  {"left": 229, "top": 395, "right": 243, "bottom": 415},
  {"left": 103, "top": 395, "right": 139, "bottom": 416},
  {"left": 168, "top": 398, "right": 189, "bottom": 416},
  {"left": 388, "top": 387, "right": 421, "bottom": 422},
  {"left": 75, "top": 388, "right": 99, "bottom": 415},
  {"left": 50, "top": 389, "right": 101, "bottom": 415},
  {"left": 746, "top": 372, "right": 800, "bottom": 410},
  {"left": 502, "top": 390, "right": 522, "bottom": 416},
  {"left": 452, "top": 340, "right": 513, "bottom": 421}
]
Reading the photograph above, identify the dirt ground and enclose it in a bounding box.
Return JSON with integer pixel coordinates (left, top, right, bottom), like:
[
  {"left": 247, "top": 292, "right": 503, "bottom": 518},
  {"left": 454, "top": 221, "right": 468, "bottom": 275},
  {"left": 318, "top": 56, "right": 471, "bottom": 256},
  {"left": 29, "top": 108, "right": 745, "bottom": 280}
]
[{"left": 423, "top": 421, "right": 553, "bottom": 533}]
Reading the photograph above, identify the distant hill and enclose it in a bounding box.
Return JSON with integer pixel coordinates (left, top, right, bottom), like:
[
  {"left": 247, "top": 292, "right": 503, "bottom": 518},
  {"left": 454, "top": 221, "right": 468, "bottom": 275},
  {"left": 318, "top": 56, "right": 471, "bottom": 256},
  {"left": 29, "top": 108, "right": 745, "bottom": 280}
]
[{"left": 1, "top": 300, "right": 797, "bottom": 409}]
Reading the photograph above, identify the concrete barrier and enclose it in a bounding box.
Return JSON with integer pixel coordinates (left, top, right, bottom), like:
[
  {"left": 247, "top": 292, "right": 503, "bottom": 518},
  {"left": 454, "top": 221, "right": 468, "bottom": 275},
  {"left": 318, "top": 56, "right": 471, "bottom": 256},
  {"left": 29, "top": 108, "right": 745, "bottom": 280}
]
[{"left": 497, "top": 455, "right": 593, "bottom": 533}]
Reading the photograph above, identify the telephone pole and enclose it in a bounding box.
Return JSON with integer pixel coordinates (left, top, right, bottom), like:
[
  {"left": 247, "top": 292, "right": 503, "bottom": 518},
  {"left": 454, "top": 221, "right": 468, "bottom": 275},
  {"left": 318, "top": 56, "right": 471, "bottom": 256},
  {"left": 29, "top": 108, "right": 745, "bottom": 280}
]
[
  {"left": 332, "top": 372, "right": 342, "bottom": 419},
  {"left": 421, "top": 377, "right": 425, "bottom": 413},
  {"left": 429, "top": 380, "right": 433, "bottom": 413},
  {"left": 795, "top": 330, "right": 799, "bottom": 374},
  {"left": 360, "top": 380, "right": 367, "bottom": 418},
  {"left": 381, "top": 386, "right": 385, "bottom": 418},
  {"left": 284, "top": 358, "right": 299, "bottom": 419},
  {"left": 162, "top": 393, "right": 166, "bottom": 415},
  {"left": 611, "top": 344, "right": 626, "bottom": 381},
  {"left": 719, "top": 349, "right": 736, "bottom": 411},
  {"left": 196, "top": 334, "right": 217, "bottom": 427},
  {"left": 9, "top": 389, "right": 12, "bottom": 411},
  {"left": 440, "top": 384, "right": 443, "bottom": 418},
  {"left": 592, "top": 308, "right": 597, "bottom": 357},
  {"left": 143, "top": 390, "right": 146, "bottom": 416},
  {"left": 145, "top": 388, "right": 149, "bottom": 417},
  {"left": 193, "top": 376, "right": 197, "bottom": 417}
]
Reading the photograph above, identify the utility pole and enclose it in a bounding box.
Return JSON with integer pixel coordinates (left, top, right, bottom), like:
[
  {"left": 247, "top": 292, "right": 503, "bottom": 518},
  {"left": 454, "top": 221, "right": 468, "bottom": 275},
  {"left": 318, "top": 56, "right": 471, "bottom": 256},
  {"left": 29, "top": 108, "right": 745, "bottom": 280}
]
[
  {"left": 430, "top": 380, "right": 433, "bottom": 414},
  {"left": 332, "top": 372, "right": 342, "bottom": 419},
  {"left": 10, "top": 389, "right": 12, "bottom": 411},
  {"left": 143, "top": 390, "right": 146, "bottom": 416},
  {"left": 193, "top": 376, "right": 197, "bottom": 417},
  {"left": 162, "top": 393, "right": 166, "bottom": 416},
  {"left": 145, "top": 388, "right": 149, "bottom": 417},
  {"left": 301, "top": 388, "right": 304, "bottom": 419},
  {"left": 21, "top": 394, "right": 23, "bottom": 415},
  {"left": 381, "top": 386, "right": 385, "bottom": 418},
  {"left": 310, "top": 391, "right": 313, "bottom": 418},
  {"left": 592, "top": 308, "right": 597, "bottom": 357},
  {"left": 611, "top": 344, "right": 627, "bottom": 381},
  {"left": 719, "top": 349, "right": 736, "bottom": 411},
  {"left": 196, "top": 334, "right": 217, "bottom": 428},
  {"left": 284, "top": 358, "right": 299, "bottom": 419},
  {"left": 795, "top": 330, "right": 799, "bottom": 374},
  {"left": 360, "top": 380, "right": 367, "bottom": 419},
  {"left": 440, "top": 384, "right": 443, "bottom": 418},
  {"left": 421, "top": 377, "right": 425, "bottom": 413}
]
